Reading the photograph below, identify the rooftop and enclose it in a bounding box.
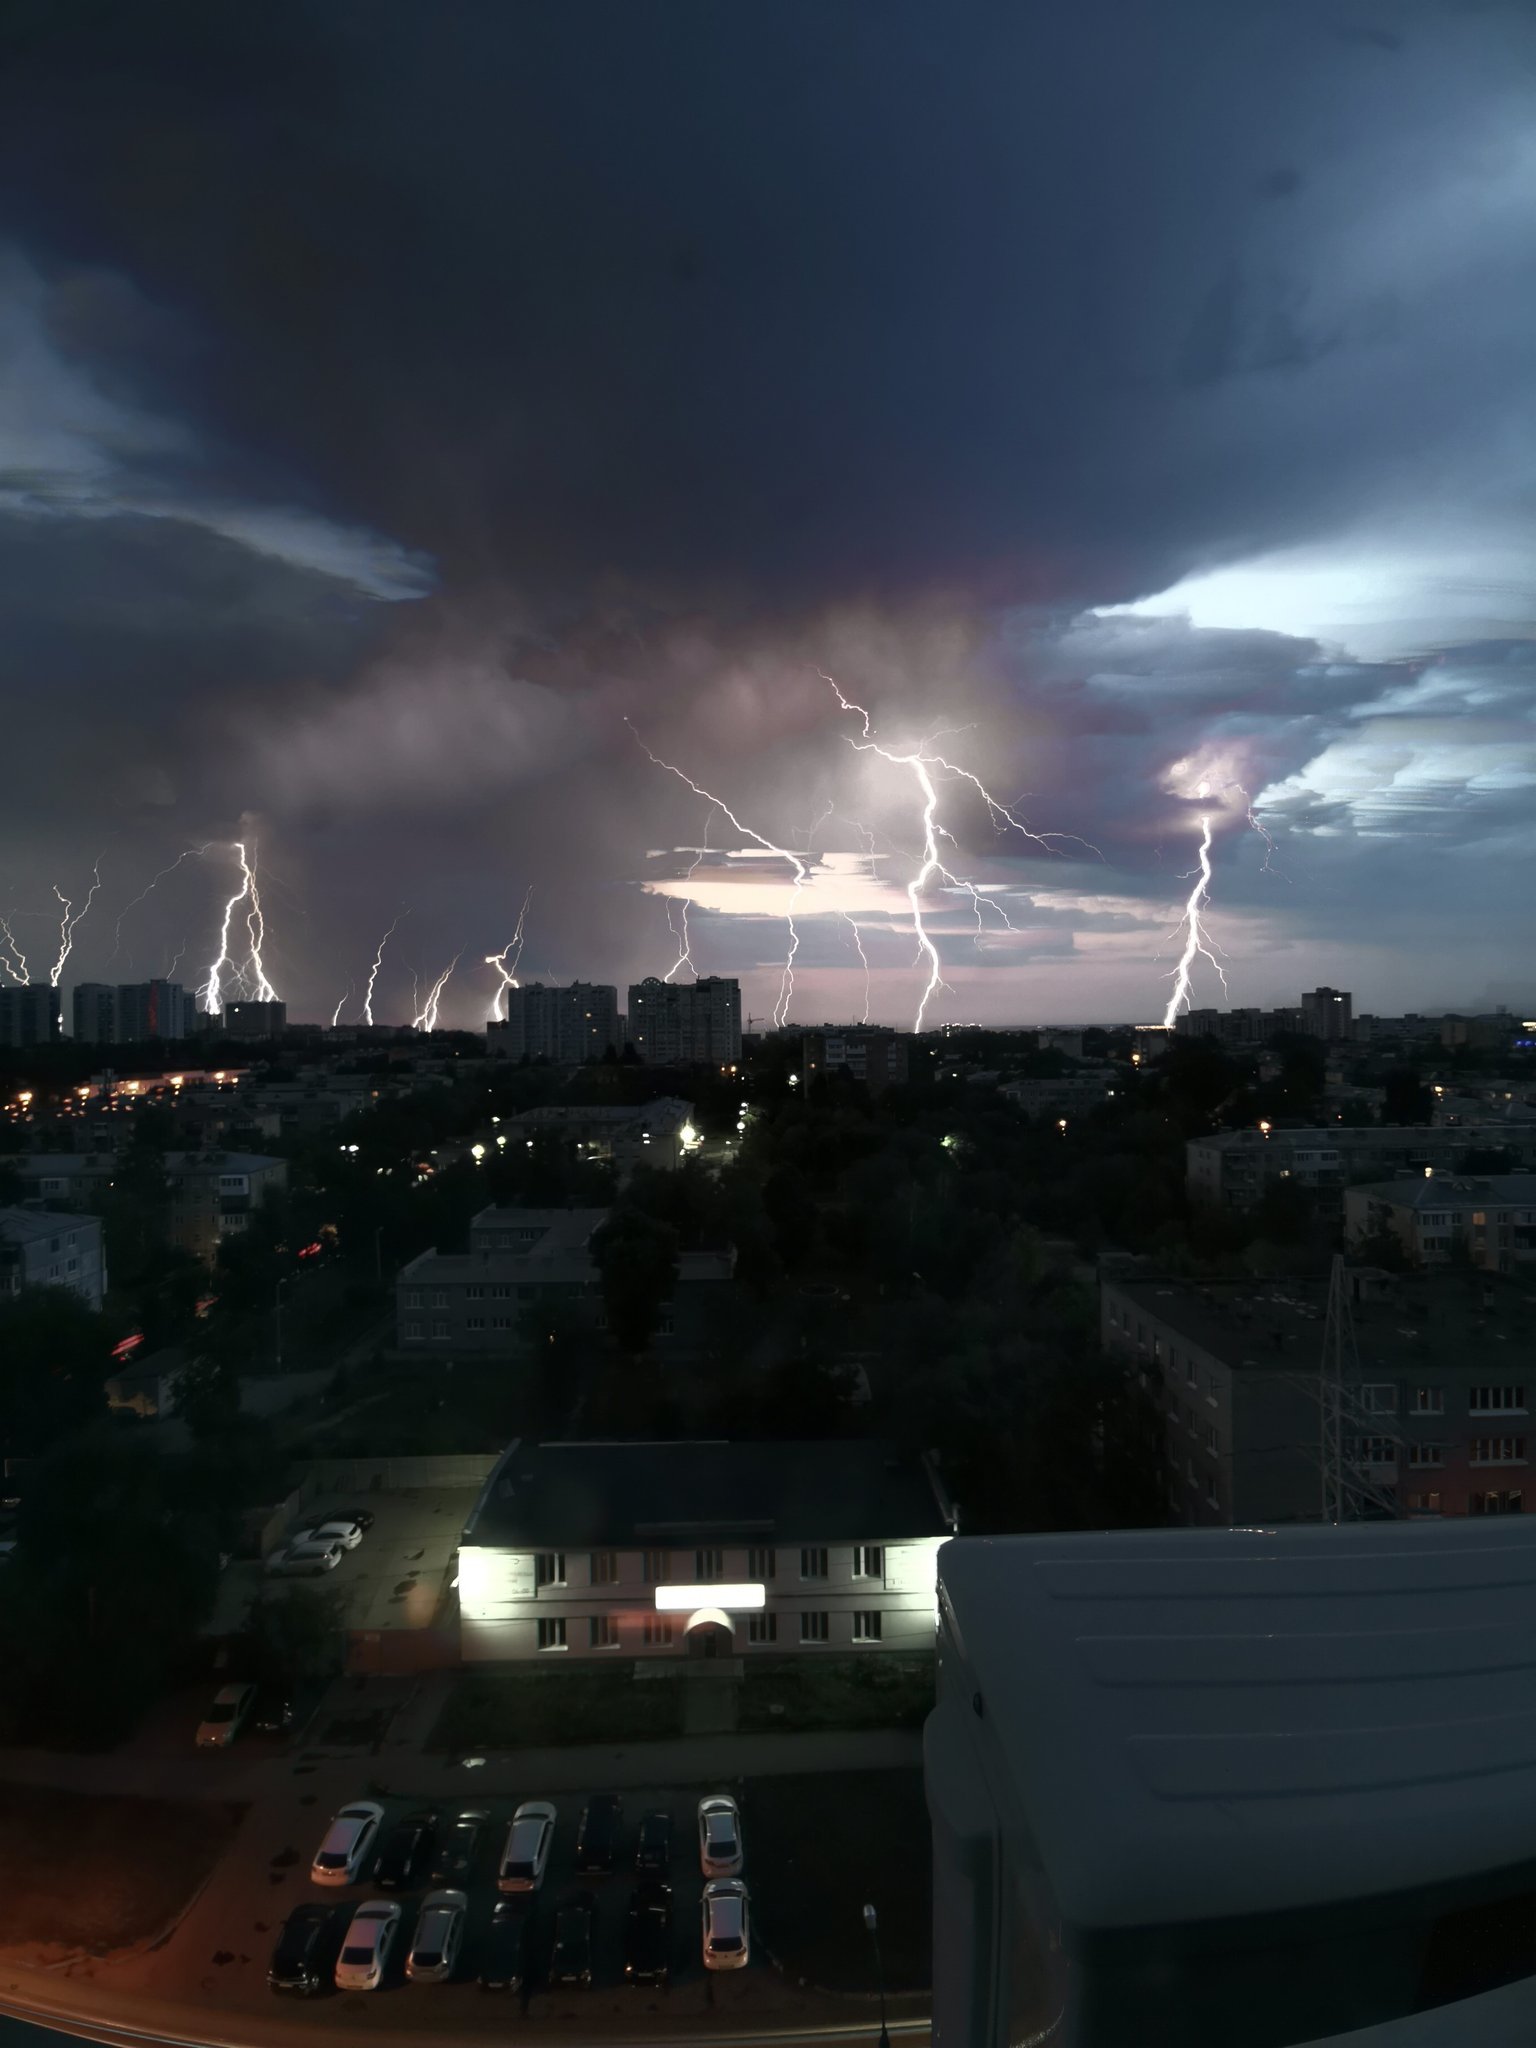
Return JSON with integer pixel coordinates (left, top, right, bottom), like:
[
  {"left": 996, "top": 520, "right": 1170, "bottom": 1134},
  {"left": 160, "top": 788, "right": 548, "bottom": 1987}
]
[
  {"left": 0, "top": 1205, "right": 99, "bottom": 1245},
  {"left": 1352, "top": 1173, "right": 1536, "bottom": 1211},
  {"left": 940, "top": 1518, "right": 1536, "bottom": 1928},
  {"left": 1104, "top": 1267, "right": 1536, "bottom": 1378},
  {"left": 462, "top": 1438, "right": 955, "bottom": 1548}
]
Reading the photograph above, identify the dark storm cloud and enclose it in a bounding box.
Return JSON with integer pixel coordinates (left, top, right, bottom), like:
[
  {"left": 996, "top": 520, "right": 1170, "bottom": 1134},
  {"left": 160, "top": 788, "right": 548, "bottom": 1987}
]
[{"left": 1, "top": 0, "right": 1533, "bottom": 1018}]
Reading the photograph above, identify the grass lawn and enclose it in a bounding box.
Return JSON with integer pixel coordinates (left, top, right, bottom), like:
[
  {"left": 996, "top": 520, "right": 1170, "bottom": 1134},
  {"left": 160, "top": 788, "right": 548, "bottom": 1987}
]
[
  {"left": 744, "top": 1767, "right": 931, "bottom": 1992},
  {"left": 428, "top": 1665, "right": 687, "bottom": 1750},
  {"left": 737, "top": 1652, "right": 934, "bottom": 1734},
  {"left": 0, "top": 1784, "right": 245, "bottom": 1954}
]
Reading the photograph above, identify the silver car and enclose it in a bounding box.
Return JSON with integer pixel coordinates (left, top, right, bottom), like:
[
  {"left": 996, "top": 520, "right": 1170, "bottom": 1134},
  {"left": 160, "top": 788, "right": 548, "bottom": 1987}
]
[
  {"left": 406, "top": 1889, "right": 466, "bottom": 1983},
  {"left": 702, "top": 1878, "right": 750, "bottom": 1970},
  {"left": 498, "top": 1800, "right": 556, "bottom": 1892},
  {"left": 698, "top": 1794, "right": 743, "bottom": 1878},
  {"left": 266, "top": 1539, "right": 342, "bottom": 1577}
]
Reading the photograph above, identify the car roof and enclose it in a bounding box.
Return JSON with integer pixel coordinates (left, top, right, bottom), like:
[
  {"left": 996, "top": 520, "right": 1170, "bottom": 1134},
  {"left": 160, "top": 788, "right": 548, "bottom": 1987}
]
[
  {"left": 212, "top": 1683, "right": 250, "bottom": 1702},
  {"left": 355, "top": 1900, "right": 397, "bottom": 1920}
]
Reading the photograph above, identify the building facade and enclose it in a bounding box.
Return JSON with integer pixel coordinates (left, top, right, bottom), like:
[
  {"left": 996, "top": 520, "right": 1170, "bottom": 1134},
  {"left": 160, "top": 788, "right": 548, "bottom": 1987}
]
[
  {"left": 0, "top": 1206, "right": 107, "bottom": 1310},
  {"left": 1001, "top": 1069, "right": 1119, "bottom": 1119},
  {"left": 487, "top": 982, "right": 621, "bottom": 1063},
  {"left": 71, "top": 984, "right": 119, "bottom": 1044},
  {"left": 1346, "top": 1175, "right": 1536, "bottom": 1275},
  {"left": 0, "top": 985, "right": 61, "bottom": 1049},
  {"left": 1301, "top": 986, "right": 1353, "bottom": 1039},
  {"left": 495, "top": 1099, "right": 695, "bottom": 1173},
  {"left": 627, "top": 977, "right": 742, "bottom": 1065},
  {"left": 71, "top": 980, "right": 199, "bottom": 1043},
  {"left": 1186, "top": 1123, "right": 1536, "bottom": 1210},
  {"left": 397, "top": 1203, "right": 733, "bottom": 1354},
  {"left": 220, "top": 1000, "right": 287, "bottom": 1039},
  {"left": 456, "top": 1437, "right": 955, "bottom": 1662},
  {"left": 1102, "top": 1265, "right": 1536, "bottom": 1525},
  {"left": 13, "top": 1148, "right": 286, "bottom": 1261},
  {"left": 801, "top": 1027, "right": 911, "bottom": 1095}
]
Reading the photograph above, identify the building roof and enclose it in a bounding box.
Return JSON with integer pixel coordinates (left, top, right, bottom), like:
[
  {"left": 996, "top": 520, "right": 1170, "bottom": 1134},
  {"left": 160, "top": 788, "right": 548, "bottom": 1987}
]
[
  {"left": 470, "top": 1207, "right": 606, "bottom": 1256},
  {"left": 940, "top": 1517, "right": 1536, "bottom": 1929},
  {"left": 15, "top": 1149, "right": 283, "bottom": 1176},
  {"left": 1104, "top": 1268, "right": 1536, "bottom": 1379},
  {"left": 462, "top": 1438, "right": 954, "bottom": 1548},
  {"left": 0, "top": 1205, "right": 98, "bottom": 1245},
  {"left": 1350, "top": 1173, "right": 1536, "bottom": 1212},
  {"left": 1191, "top": 1123, "right": 1531, "bottom": 1152}
]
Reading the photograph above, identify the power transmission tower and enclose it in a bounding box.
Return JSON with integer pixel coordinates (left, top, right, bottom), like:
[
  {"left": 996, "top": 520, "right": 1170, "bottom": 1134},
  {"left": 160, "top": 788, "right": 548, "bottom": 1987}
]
[{"left": 1319, "top": 1253, "right": 1402, "bottom": 1523}]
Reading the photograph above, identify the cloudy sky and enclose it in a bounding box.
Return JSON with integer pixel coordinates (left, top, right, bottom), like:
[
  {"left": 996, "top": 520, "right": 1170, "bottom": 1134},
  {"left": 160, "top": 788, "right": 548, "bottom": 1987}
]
[{"left": 2, "top": 1, "right": 1533, "bottom": 1029}]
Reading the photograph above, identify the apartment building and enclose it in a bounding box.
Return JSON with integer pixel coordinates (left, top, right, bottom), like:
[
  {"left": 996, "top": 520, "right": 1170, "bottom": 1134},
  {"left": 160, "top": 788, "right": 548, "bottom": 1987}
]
[
  {"left": 72, "top": 980, "right": 198, "bottom": 1044},
  {"left": 1101, "top": 1265, "right": 1536, "bottom": 1524},
  {"left": 0, "top": 1207, "right": 107, "bottom": 1310},
  {"left": 1346, "top": 1174, "right": 1536, "bottom": 1275},
  {"left": 1186, "top": 1123, "right": 1536, "bottom": 1211},
  {"left": 12, "top": 1148, "right": 287, "bottom": 1261},
  {"left": 495, "top": 1098, "right": 695, "bottom": 1173},
  {"left": 627, "top": 976, "right": 742, "bottom": 1066},
  {"left": 1000, "top": 1068, "right": 1119, "bottom": 1118},
  {"left": 396, "top": 1203, "right": 733, "bottom": 1355},
  {"left": 801, "top": 1027, "right": 911, "bottom": 1095},
  {"left": 456, "top": 1436, "right": 956, "bottom": 1662},
  {"left": 1301, "top": 986, "right": 1353, "bottom": 1040},
  {"left": 486, "top": 982, "right": 622, "bottom": 1063},
  {"left": 0, "top": 985, "right": 61, "bottom": 1049}
]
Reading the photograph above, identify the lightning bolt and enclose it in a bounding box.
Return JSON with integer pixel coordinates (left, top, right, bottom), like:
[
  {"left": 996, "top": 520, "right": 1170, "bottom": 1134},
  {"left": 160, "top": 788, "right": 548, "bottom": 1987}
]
[
  {"left": 0, "top": 915, "right": 28, "bottom": 986},
  {"left": 485, "top": 885, "right": 535, "bottom": 1021},
  {"left": 199, "top": 841, "right": 277, "bottom": 1015},
  {"left": 164, "top": 941, "right": 188, "bottom": 981},
  {"left": 822, "top": 675, "right": 1085, "bottom": 1032},
  {"left": 50, "top": 863, "right": 102, "bottom": 987},
  {"left": 362, "top": 913, "right": 403, "bottom": 1026},
  {"left": 1224, "top": 782, "right": 1284, "bottom": 878},
  {"left": 330, "top": 981, "right": 355, "bottom": 1029},
  {"left": 110, "top": 845, "right": 215, "bottom": 967},
  {"left": 413, "top": 953, "right": 461, "bottom": 1032},
  {"left": 663, "top": 814, "right": 714, "bottom": 984},
  {"left": 1160, "top": 811, "right": 1228, "bottom": 1026},
  {"left": 806, "top": 802, "right": 872, "bottom": 1026},
  {"left": 628, "top": 720, "right": 810, "bottom": 1028}
]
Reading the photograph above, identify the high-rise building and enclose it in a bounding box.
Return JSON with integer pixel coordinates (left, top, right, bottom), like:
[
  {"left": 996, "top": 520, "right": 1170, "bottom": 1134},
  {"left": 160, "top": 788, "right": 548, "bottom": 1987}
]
[
  {"left": 116, "top": 980, "right": 197, "bottom": 1041},
  {"left": 626, "top": 976, "right": 742, "bottom": 1065},
  {"left": 72, "top": 983, "right": 119, "bottom": 1043},
  {"left": 486, "top": 982, "right": 621, "bottom": 1063},
  {"left": 1301, "top": 985, "right": 1353, "bottom": 1040},
  {"left": 801, "top": 1025, "right": 910, "bottom": 1094},
  {"left": 0, "top": 985, "right": 61, "bottom": 1048}
]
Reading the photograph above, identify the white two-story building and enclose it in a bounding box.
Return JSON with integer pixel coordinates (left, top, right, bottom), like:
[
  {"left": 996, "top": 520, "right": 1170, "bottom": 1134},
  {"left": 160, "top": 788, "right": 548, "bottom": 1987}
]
[{"left": 456, "top": 1437, "right": 957, "bottom": 1662}]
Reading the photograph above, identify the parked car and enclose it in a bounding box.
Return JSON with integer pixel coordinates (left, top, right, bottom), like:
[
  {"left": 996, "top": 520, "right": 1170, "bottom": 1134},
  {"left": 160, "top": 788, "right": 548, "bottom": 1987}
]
[
  {"left": 548, "top": 1896, "right": 594, "bottom": 1989},
  {"left": 311, "top": 1801, "right": 385, "bottom": 1886},
  {"left": 431, "top": 1808, "right": 487, "bottom": 1886},
  {"left": 406, "top": 1889, "right": 466, "bottom": 1982},
  {"left": 375, "top": 1809, "right": 437, "bottom": 1889},
  {"left": 292, "top": 1517, "right": 365, "bottom": 1552},
  {"left": 635, "top": 1809, "right": 673, "bottom": 1880},
  {"left": 478, "top": 1900, "right": 529, "bottom": 1992},
  {"left": 266, "top": 1539, "right": 342, "bottom": 1577},
  {"left": 702, "top": 1879, "right": 750, "bottom": 1971},
  {"left": 268, "top": 1902, "right": 340, "bottom": 1995},
  {"left": 624, "top": 1883, "right": 672, "bottom": 1987},
  {"left": 335, "top": 1899, "right": 402, "bottom": 1991},
  {"left": 251, "top": 1684, "right": 294, "bottom": 1735},
  {"left": 698, "top": 1795, "right": 743, "bottom": 1878},
  {"left": 498, "top": 1800, "right": 556, "bottom": 1893},
  {"left": 195, "top": 1682, "right": 255, "bottom": 1749},
  {"left": 575, "top": 1792, "right": 622, "bottom": 1875}
]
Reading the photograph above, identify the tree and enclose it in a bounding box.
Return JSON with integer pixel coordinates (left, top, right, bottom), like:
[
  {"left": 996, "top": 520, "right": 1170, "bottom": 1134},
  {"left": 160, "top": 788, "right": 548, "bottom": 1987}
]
[
  {"left": 171, "top": 1351, "right": 243, "bottom": 1440},
  {"left": 0, "top": 1287, "right": 110, "bottom": 1460},
  {"left": 1382, "top": 1068, "right": 1434, "bottom": 1126},
  {"left": 242, "top": 1585, "right": 347, "bottom": 1685},
  {"left": 590, "top": 1209, "right": 680, "bottom": 1355}
]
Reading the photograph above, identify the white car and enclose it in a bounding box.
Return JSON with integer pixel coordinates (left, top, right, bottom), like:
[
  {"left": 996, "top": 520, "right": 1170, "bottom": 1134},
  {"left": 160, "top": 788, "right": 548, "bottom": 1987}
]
[
  {"left": 702, "top": 1879, "right": 750, "bottom": 1970},
  {"left": 311, "top": 1801, "right": 385, "bottom": 1886},
  {"left": 292, "top": 1518, "right": 365, "bottom": 1552},
  {"left": 497, "top": 1800, "right": 556, "bottom": 1893},
  {"left": 698, "top": 1795, "right": 743, "bottom": 1878},
  {"left": 196, "top": 1682, "right": 255, "bottom": 1749},
  {"left": 335, "top": 1898, "right": 401, "bottom": 1991},
  {"left": 406, "top": 1889, "right": 466, "bottom": 1983},
  {"left": 266, "top": 1539, "right": 343, "bottom": 1577}
]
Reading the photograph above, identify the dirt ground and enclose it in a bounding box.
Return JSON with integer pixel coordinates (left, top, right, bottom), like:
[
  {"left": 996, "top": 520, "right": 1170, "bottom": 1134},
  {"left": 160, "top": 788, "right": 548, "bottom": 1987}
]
[{"left": 0, "top": 1783, "right": 246, "bottom": 1956}]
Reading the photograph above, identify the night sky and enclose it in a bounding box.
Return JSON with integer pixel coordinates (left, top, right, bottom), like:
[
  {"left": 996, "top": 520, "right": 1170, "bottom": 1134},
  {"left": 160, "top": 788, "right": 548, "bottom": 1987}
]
[{"left": 3, "top": 2, "right": 1533, "bottom": 1028}]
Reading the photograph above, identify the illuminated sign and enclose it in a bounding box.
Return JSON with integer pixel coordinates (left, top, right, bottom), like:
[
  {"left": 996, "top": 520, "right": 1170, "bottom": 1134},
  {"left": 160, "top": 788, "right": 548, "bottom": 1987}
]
[{"left": 653, "top": 1582, "right": 766, "bottom": 1612}]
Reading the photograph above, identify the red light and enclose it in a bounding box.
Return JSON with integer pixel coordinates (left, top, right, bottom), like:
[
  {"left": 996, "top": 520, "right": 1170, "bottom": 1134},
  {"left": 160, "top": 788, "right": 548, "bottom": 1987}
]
[
  {"left": 110, "top": 1333, "right": 145, "bottom": 1361},
  {"left": 297, "top": 1241, "right": 323, "bottom": 1260}
]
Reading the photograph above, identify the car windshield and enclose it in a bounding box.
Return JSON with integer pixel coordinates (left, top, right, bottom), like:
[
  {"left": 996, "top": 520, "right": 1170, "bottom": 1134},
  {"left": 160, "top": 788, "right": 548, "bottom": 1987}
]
[
  {"left": 317, "top": 1849, "right": 347, "bottom": 1867},
  {"left": 206, "top": 1700, "right": 237, "bottom": 1721},
  {"left": 340, "top": 1944, "right": 373, "bottom": 1965},
  {"left": 414, "top": 1949, "right": 441, "bottom": 1968},
  {"left": 712, "top": 1933, "right": 743, "bottom": 1952}
]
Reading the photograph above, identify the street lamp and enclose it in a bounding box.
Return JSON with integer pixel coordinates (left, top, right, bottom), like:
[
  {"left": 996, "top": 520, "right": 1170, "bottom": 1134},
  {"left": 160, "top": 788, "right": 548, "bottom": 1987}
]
[{"left": 861, "top": 1903, "right": 891, "bottom": 2048}]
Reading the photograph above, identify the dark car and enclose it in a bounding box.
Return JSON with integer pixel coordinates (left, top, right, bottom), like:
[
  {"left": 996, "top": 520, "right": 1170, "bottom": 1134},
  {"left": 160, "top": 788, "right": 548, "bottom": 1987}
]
[
  {"left": 251, "top": 1684, "right": 293, "bottom": 1735},
  {"left": 634, "top": 1809, "right": 673, "bottom": 1880},
  {"left": 375, "top": 1810, "right": 437, "bottom": 1889},
  {"left": 268, "top": 1902, "right": 339, "bottom": 1995},
  {"left": 478, "top": 1900, "right": 529, "bottom": 1992},
  {"left": 624, "top": 1883, "right": 672, "bottom": 1987},
  {"left": 548, "top": 1897, "right": 594, "bottom": 1989},
  {"left": 431, "top": 1808, "right": 487, "bottom": 1886},
  {"left": 575, "top": 1793, "right": 622, "bottom": 1875}
]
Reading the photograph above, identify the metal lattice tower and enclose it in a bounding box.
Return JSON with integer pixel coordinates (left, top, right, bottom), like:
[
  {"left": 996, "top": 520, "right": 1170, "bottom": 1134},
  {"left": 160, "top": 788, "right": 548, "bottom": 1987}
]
[{"left": 1319, "top": 1253, "right": 1403, "bottom": 1524}]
